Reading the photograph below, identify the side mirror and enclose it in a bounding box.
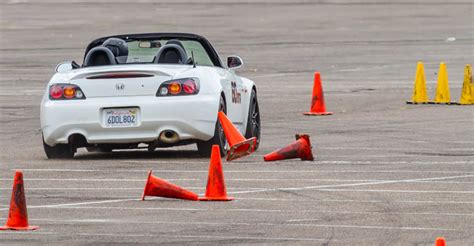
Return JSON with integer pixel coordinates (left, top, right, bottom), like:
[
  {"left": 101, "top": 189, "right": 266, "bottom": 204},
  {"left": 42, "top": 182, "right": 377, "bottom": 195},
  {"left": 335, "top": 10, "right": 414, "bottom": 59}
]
[
  {"left": 227, "top": 56, "right": 243, "bottom": 70},
  {"left": 55, "top": 61, "right": 79, "bottom": 73}
]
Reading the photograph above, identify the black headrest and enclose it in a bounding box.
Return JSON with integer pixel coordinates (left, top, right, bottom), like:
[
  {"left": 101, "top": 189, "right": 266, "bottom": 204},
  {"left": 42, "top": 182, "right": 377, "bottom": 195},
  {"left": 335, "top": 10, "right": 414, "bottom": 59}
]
[
  {"left": 103, "top": 38, "right": 128, "bottom": 64},
  {"left": 165, "top": 39, "right": 185, "bottom": 50},
  {"left": 154, "top": 44, "right": 188, "bottom": 64},
  {"left": 83, "top": 47, "right": 117, "bottom": 67}
]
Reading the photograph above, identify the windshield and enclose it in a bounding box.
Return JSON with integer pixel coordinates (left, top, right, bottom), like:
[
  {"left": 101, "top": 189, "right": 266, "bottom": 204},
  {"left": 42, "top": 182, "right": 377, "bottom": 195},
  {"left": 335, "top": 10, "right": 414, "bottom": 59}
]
[{"left": 119, "top": 39, "right": 214, "bottom": 66}]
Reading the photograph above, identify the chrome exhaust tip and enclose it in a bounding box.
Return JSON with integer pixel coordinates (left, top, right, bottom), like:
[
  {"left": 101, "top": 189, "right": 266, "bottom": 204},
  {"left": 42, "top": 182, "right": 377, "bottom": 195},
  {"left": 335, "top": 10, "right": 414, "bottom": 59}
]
[{"left": 159, "top": 130, "right": 179, "bottom": 144}]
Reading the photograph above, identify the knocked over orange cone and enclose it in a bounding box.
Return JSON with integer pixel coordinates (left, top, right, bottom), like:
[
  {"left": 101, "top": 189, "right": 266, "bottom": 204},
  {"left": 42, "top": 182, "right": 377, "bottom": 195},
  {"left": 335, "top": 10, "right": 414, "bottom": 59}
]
[
  {"left": 435, "top": 237, "right": 446, "bottom": 246},
  {"left": 264, "top": 134, "right": 314, "bottom": 161},
  {"left": 218, "top": 111, "right": 257, "bottom": 161},
  {"left": 199, "top": 145, "right": 234, "bottom": 201},
  {"left": 0, "top": 171, "right": 39, "bottom": 231},
  {"left": 141, "top": 170, "right": 198, "bottom": 201},
  {"left": 303, "top": 72, "right": 333, "bottom": 116}
]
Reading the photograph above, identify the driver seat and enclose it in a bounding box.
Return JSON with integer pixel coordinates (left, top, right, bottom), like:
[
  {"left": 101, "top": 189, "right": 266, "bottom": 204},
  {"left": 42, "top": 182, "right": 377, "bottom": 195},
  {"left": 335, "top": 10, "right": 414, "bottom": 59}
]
[
  {"left": 83, "top": 47, "right": 116, "bottom": 67},
  {"left": 154, "top": 44, "right": 188, "bottom": 64}
]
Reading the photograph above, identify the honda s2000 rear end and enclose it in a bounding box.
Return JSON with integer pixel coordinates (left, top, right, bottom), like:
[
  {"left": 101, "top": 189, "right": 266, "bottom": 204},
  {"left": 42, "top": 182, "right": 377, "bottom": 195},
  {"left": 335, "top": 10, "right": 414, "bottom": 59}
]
[{"left": 40, "top": 33, "right": 261, "bottom": 159}]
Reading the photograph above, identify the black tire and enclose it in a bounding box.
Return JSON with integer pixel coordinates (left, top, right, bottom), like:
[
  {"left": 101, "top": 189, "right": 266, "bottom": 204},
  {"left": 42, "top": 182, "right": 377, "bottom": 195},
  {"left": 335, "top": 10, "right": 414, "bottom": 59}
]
[
  {"left": 43, "top": 140, "right": 75, "bottom": 159},
  {"left": 197, "top": 96, "right": 227, "bottom": 157},
  {"left": 244, "top": 89, "right": 261, "bottom": 150}
]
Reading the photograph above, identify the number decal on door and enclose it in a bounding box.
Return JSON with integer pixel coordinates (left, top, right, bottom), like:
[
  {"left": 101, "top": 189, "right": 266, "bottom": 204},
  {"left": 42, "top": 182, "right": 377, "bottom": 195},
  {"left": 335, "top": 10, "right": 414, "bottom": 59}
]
[{"left": 231, "top": 81, "right": 241, "bottom": 104}]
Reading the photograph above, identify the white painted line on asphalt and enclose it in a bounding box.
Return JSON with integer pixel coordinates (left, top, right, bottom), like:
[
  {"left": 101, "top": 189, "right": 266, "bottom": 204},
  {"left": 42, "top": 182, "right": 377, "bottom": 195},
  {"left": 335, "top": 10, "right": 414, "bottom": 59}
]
[
  {"left": 120, "top": 160, "right": 209, "bottom": 164},
  {"left": 0, "top": 188, "right": 141, "bottom": 191},
  {"left": 1, "top": 182, "right": 470, "bottom": 192},
  {"left": 122, "top": 160, "right": 474, "bottom": 165},
  {"left": 446, "top": 140, "right": 474, "bottom": 144},
  {"left": 0, "top": 218, "right": 459, "bottom": 231},
  {"left": 228, "top": 174, "right": 474, "bottom": 195},
  {"left": 0, "top": 188, "right": 238, "bottom": 212},
  {"left": 1, "top": 178, "right": 472, "bottom": 184},
  {"left": 0, "top": 178, "right": 198, "bottom": 182},
  {"left": 13, "top": 168, "right": 474, "bottom": 174},
  {"left": 0, "top": 198, "right": 139, "bottom": 211},
  {"left": 316, "top": 189, "right": 474, "bottom": 194},
  {"left": 231, "top": 180, "right": 474, "bottom": 184},
  {"left": 251, "top": 72, "right": 301, "bottom": 79},
  {"left": 0, "top": 231, "right": 331, "bottom": 242},
  {"left": 27, "top": 205, "right": 474, "bottom": 217},
  {"left": 0, "top": 90, "right": 44, "bottom": 96},
  {"left": 9, "top": 168, "right": 167, "bottom": 173},
  {"left": 0, "top": 187, "right": 261, "bottom": 191},
  {"left": 0, "top": 195, "right": 474, "bottom": 207},
  {"left": 0, "top": 231, "right": 56, "bottom": 235},
  {"left": 2, "top": 175, "right": 470, "bottom": 213},
  {"left": 1, "top": 196, "right": 473, "bottom": 205},
  {"left": 316, "top": 160, "right": 474, "bottom": 165},
  {"left": 84, "top": 233, "right": 330, "bottom": 242},
  {"left": 238, "top": 198, "right": 474, "bottom": 204},
  {"left": 249, "top": 154, "right": 457, "bottom": 158},
  {"left": 290, "top": 155, "right": 450, "bottom": 158},
  {"left": 320, "top": 147, "right": 474, "bottom": 151},
  {"left": 0, "top": 188, "right": 143, "bottom": 191}
]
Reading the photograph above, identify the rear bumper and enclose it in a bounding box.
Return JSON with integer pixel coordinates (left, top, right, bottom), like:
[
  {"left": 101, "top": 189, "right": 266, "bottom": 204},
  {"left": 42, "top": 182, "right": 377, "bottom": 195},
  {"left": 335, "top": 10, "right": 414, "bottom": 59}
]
[{"left": 41, "top": 95, "right": 219, "bottom": 146}]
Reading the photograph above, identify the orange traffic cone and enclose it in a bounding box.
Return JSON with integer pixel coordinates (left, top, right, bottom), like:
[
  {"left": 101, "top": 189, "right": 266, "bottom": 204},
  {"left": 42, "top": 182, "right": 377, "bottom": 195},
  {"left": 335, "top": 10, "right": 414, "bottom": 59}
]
[
  {"left": 435, "top": 237, "right": 446, "bottom": 246},
  {"left": 264, "top": 134, "right": 314, "bottom": 161},
  {"left": 218, "top": 111, "right": 257, "bottom": 161},
  {"left": 303, "top": 72, "right": 333, "bottom": 116},
  {"left": 141, "top": 170, "right": 198, "bottom": 201},
  {"left": 0, "top": 171, "right": 38, "bottom": 231},
  {"left": 199, "top": 145, "right": 234, "bottom": 201}
]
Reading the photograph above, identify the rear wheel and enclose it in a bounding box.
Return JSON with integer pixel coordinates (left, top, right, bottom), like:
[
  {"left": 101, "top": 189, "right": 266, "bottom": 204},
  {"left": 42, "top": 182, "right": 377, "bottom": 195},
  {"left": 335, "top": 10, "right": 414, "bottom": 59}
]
[
  {"left": 43, "top": 140, "right": 75, "bottom": 159},
  {"left": 197, "top": 96, "right": 227, "bottom": 157},
  {"left": 245, "top": 89, "right": 261, "bottom": 150}
]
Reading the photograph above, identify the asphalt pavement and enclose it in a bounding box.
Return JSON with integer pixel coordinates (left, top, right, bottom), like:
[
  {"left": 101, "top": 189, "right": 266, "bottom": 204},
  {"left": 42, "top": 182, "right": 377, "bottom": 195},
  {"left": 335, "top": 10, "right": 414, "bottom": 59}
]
[{"left": 0, "top": 0, "right": 473, "bottom": 245}]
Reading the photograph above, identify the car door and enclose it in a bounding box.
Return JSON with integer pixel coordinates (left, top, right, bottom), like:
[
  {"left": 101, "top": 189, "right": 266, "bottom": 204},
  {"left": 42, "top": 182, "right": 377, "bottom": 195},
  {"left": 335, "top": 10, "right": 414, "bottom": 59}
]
[
  {"left": 228, "top": 70, "right": 248, "bottom": 125},
  {"left": 217, "top": 68, "right": 245, "bottom": 132}
]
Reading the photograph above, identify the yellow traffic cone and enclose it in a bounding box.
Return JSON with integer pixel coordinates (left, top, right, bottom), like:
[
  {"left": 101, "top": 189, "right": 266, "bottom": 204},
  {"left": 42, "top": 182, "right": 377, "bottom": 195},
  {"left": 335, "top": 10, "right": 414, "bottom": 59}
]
[
  {"left": 431, "top": 62, "right": 455, "bottom": 104},
  {"left": 459, "top": 64, "right": 473, "bottom": 105},
  {"left": 407, "top": 62, "right": 429, "bottom": 104}
]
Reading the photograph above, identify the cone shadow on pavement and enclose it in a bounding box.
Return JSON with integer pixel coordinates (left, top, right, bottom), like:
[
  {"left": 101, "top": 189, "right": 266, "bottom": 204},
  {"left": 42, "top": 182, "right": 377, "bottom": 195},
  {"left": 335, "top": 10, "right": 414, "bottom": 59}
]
[
  {"left": 218, "top": 111, "right": 256, "bottom": 161},
  {"left": 199, "top": 145, "right": 234, "bottom": 201},
  {"left": 141, "top": 170, "right": 198, "bottom": 201},
  {"left": 303, "top": 71, "right": 333, "bottom": 115},
  {"left": 264, "top": 134, "right": 314, "bottom": 161},
  {"left": 0, "top": 171, "right": 39, "bottom": 231}
]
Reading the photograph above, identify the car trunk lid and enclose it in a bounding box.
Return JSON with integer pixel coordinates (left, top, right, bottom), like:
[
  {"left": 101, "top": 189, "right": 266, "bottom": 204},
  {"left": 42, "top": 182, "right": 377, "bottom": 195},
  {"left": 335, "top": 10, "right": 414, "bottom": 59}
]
[{"left": 67, "top": 65, "right": 191, "bottom": 98}]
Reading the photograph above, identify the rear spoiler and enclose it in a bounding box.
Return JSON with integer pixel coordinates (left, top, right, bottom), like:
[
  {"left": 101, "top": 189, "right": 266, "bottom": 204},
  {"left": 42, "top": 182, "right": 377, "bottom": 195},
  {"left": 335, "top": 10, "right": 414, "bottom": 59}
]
[
  {"left": 69, "top": 68, "right": 172, "bottom": 80},
  {"left": 86, "top": 72, "right": 154, "bottom": 79}
]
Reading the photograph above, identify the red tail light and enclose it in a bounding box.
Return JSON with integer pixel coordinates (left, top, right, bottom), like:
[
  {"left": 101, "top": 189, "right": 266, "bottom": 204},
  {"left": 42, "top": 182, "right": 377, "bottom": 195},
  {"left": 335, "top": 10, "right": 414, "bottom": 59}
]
[
  {"left": 50, "top": 85, "right": 63, "bottom": 99},
  {"left": 156, "top": 78, "right": 199, "bottom": 97},
  {"left": 49, "top": 84, "right": 86, "bottom": 100},
  {"left": 183, "top": 79, "right": 197, "bottom": 94}
]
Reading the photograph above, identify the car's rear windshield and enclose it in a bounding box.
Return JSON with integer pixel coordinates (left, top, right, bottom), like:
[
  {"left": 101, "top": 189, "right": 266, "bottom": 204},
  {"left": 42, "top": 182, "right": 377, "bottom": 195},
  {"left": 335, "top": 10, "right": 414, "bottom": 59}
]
[{"left": 120, "top": 39, "right": 214, "bottom": 66}]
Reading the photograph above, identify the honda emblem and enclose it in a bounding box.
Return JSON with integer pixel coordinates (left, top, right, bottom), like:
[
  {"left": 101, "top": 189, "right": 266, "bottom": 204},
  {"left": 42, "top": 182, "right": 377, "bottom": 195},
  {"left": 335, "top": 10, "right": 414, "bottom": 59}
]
[{"left": 115, "top": 83, "right": 125, "bottom": 90}]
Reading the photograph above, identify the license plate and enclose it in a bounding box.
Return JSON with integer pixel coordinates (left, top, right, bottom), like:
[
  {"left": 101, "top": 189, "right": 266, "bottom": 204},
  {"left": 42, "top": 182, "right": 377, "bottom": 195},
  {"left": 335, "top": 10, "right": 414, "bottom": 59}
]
[{"left": 103, "top": 108, "right": 140, "bottom": 128}]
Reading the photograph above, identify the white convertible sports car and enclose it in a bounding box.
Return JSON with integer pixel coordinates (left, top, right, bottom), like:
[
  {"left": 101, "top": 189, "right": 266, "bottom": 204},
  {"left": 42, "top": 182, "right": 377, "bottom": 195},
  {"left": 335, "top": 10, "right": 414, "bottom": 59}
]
[{"left": 40, "top": 33, "right": 260, "bottom": 159}]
